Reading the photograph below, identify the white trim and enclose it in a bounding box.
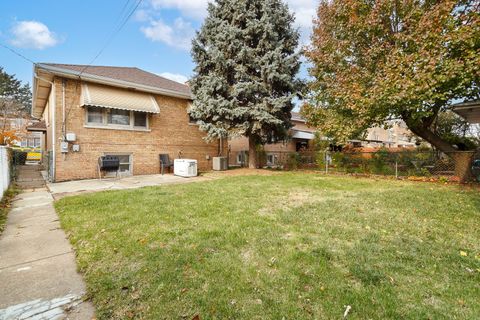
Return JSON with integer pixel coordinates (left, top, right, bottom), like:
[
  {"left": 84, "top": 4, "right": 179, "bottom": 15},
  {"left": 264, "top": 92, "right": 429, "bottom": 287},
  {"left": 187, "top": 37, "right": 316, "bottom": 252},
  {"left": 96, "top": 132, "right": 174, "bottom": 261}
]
[{"left": 266, "top": 153, "right": 278, "bottom": 166}]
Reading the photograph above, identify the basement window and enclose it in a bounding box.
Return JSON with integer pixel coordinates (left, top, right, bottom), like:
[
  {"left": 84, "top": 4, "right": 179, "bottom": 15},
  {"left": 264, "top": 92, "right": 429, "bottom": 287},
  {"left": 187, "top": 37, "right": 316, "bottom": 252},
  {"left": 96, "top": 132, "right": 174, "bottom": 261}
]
[{"left": 104, "top": 153, "right": 132, "bottom": 176}]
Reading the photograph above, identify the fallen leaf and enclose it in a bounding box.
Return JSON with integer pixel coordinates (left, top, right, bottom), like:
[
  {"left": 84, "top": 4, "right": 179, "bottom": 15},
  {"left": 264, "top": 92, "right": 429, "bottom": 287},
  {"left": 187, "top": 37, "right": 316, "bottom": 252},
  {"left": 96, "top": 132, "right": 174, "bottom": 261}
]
[
  {"left": 460, "top": 251, "right": 468, "bottom": 257},
  {"left": 343, "top": 305, "right": 352, "bottom": 318}
]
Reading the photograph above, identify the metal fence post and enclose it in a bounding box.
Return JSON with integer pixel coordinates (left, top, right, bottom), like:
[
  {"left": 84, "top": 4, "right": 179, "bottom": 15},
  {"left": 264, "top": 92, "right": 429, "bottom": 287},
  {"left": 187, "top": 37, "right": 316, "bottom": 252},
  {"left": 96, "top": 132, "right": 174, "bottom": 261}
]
[
  {"left": 325, "top": 151, "right": 329, "bottom": 174},
  {"left": 395, "top": 160, "right": 398, "bottom": 179}
]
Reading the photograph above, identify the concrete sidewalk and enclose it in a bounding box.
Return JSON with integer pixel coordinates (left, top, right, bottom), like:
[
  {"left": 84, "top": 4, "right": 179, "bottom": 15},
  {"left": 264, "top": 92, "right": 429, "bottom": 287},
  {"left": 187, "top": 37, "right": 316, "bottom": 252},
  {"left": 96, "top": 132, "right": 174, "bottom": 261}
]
[
  {"left": 0, "top": 167, "right": 95, "bottom": 319},
  {"left": 48, "top": 173, "right": 209, "bottom": 199}
]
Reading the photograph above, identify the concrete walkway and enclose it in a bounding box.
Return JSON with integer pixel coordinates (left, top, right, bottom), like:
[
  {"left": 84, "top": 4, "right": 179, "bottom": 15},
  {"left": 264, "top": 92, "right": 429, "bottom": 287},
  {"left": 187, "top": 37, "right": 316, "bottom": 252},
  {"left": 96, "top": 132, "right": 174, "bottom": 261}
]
[
  {"left": 15, "top": 165, "right": 46, "bottom": 190},
  {"left": 0, "top": 165, "right": 94, "bottom": 319},
  {"left": 48, "top": 173, "right": 209, "bottom": 199}
]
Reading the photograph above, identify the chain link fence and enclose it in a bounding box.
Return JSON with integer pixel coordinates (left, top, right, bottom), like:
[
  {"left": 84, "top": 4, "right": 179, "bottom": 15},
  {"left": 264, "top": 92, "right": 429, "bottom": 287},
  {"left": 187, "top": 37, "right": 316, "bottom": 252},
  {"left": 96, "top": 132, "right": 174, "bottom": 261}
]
[{"left": 228, "top": 149, "right": 479, "bottom": 181}]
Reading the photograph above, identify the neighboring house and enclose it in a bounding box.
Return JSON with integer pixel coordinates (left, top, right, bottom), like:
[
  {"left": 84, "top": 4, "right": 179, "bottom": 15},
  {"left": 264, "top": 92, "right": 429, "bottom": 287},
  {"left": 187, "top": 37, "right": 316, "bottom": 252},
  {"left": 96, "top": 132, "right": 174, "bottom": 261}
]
[
  {"left": 32, "top": 63, "right": 225, "bottom": 182},
  {"left": 229, "top": 112, "right": 316, "bottom": 166},
  {"left": 453, "top": 100, "right": 480, "bottom": 124},
  {"left": 349, "top": 120, "right": 416, "bottom": 149},
  {"left": 0, "top": 115, "right": 43, "bottom": 149}
]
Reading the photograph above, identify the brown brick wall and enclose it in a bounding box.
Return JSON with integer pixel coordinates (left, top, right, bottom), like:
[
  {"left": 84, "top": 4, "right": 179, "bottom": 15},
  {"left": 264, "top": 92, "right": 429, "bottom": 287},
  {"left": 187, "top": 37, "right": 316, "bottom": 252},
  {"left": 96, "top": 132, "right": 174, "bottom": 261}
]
[
  {"left": 45, "top": 77, "right": 224, "bottom": 181},
  {"left": 228, "top": 120, "right": 315, "bottom": 154}
]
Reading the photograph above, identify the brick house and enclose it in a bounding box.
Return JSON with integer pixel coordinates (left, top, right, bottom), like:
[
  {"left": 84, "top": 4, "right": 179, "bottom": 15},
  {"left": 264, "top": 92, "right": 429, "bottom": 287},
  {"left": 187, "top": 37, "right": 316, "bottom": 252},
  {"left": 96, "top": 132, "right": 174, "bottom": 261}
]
[
  {"left": 0, "top": 115, "right": 43, "bottom": 149},
  {"left": 229, "top": 112, "right": 316, "bottom": 166},
  {"left": 32, "top": 63, "right": 225, "bottom": 182}
]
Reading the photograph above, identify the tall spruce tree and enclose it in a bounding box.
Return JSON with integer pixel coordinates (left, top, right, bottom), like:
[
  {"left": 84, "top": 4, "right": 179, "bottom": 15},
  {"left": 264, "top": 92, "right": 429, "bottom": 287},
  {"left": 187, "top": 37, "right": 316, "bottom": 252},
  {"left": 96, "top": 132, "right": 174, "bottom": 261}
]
[{"left": 189, "top": 0, "right": 302, "bottom": 168}]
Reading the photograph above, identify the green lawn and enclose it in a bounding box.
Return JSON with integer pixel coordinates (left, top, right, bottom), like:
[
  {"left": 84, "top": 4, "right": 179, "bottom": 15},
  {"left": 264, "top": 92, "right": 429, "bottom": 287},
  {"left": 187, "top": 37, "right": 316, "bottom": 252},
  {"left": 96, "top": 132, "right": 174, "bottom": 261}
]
[{"left": 55, "top": 173, "right": 480, "bottom": 319}]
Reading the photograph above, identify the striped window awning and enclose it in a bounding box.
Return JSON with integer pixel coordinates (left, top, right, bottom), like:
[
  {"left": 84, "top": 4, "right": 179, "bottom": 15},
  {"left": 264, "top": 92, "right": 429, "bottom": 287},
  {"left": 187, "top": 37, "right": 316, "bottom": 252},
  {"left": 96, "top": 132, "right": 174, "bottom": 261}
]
[
  {"left": 292, "top": 130, "right": 315, "bottom": 140},
  {"left": 81, "top": 83, "right": 160, "bottom": 113}
]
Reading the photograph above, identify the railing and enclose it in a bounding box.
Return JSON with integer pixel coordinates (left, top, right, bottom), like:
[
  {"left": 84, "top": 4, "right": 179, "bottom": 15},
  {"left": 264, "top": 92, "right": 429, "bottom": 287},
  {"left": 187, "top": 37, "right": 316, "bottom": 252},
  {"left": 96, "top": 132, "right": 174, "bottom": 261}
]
[{"left": 229, "top": 149, "right": 479, "bottom": 181}]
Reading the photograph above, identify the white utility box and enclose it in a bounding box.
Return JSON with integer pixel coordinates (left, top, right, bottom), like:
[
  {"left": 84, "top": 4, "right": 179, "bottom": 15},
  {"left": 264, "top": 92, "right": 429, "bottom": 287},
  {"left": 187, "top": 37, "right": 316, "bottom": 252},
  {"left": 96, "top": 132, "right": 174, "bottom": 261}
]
[
  {"left": 66, "top": 132, "right": 76, "bottom": 142},
  {"left": 213, "top": 156, "right": 227, "bottom": 171},
  {"left": 174, "top": 159, "right": 198, "bottom": 177}
]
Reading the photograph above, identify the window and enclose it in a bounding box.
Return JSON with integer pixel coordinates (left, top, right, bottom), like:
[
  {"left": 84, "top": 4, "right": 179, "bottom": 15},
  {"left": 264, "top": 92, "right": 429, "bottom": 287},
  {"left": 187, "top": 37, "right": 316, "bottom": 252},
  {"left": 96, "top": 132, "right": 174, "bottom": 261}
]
[
  {"left": 87, "top": 107, "right": 104, "bottom": 124},
  {"left": 266, "top": 154, "right": 278, "bottom": 166},
  {"left": 105, "top": 153, "right": 132, "bottom": 176},
  {"left": 108, "top": 109, "right": 130, "bottom": 125},
  {"left": 236, "top": 151, "right": 247, "bottom": 165},
  {"left": 134, "top": 112, "right": 147, "bottom": 127},
  {"left": 188, "top": 115, "right": 197, "bottom": 125},
  {"left": 85, "top": 107, "right": 149, "bottom": 130},
  {"left": 295, "top": 141, "right": 309, "bottom": 152},
  {"left": 117, "top": 154, "right": 131, "bottom": 173}
]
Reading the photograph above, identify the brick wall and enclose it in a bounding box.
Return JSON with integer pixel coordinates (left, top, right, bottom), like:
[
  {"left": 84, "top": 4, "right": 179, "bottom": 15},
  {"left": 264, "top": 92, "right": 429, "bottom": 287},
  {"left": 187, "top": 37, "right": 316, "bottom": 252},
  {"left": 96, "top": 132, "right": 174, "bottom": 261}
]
[
  {"left": 46, "top": 77, "right": 224, "bottom": 181},
  {"left": 229, "top": 120, "right": 315, "bottom": 154}
]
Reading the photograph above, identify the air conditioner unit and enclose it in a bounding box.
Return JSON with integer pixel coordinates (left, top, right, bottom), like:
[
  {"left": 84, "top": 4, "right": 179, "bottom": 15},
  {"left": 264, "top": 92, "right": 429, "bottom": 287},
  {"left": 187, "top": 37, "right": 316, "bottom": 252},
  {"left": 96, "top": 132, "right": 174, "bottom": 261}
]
[
  {"left": 174, "top": 159, "right": 198, "bottom": 177},
  {"left": 213, "top": 156, "right": 227, "bottom": 171}
]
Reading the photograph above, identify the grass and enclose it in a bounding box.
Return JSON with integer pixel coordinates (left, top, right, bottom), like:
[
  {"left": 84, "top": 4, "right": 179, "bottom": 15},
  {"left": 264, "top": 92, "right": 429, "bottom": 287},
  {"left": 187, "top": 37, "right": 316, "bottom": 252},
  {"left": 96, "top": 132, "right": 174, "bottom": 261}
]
[
  {"left": 55, "top": 173, "right": 480, "bottom": 319},
  {"left": 0, "top": 186, "right": 20, "bottom": 234}
]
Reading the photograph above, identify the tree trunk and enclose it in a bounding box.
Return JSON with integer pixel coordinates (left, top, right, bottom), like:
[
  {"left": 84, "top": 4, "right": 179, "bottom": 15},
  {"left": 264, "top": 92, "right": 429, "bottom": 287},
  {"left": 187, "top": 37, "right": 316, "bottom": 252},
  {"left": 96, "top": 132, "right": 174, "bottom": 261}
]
[
  {"left": 407, "top": 123, "right": 457, "bottom": 153},
  {"left": 248, "top": 135, "right": 257, "bottom": 169},
  {"left": 407, "top": 121, "right": 475, "bottom": 181}
]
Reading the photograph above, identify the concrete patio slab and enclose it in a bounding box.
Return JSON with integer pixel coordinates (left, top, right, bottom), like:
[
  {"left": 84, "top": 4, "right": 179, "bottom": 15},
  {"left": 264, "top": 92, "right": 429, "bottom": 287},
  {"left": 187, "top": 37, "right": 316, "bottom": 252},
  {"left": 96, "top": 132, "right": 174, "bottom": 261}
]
[{"left": 48, "top": 173, "right": 209, "bottom": 199}]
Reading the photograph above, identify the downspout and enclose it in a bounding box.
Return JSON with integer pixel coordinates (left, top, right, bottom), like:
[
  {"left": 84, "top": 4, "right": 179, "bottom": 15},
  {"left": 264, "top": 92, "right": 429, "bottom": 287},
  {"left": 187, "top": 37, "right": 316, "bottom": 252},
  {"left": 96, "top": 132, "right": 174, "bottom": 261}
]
[
  {"left": 219, "top": 137, "right": 223, "bottom": 156},
  {"left": 62, "top": 79, "right": 66, "bottom": 140},
  {"left": 52, "top": 83, "right": 56, "bottom": 182},
  {"left": 62, "top": 80, "right": 66, "bottom": 163}
]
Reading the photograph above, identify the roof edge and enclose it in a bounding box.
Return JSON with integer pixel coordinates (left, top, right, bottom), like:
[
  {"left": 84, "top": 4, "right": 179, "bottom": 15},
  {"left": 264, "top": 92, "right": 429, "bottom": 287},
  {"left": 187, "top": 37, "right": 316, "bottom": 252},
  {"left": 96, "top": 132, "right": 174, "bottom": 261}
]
[{"left": 36, "top": 64, "right": 193, "bottom": 100}]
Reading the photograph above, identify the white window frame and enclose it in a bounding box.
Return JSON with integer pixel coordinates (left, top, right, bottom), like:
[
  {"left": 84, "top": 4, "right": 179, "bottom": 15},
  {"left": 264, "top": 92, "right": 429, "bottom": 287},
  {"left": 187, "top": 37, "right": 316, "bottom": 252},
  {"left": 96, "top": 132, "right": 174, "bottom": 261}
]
[
  {"left": 34, "top": 137, "right": 41, "bottom": 148},
  {"left": 266, "top": 153, "right": 278, "bottom": 166},
  {"left": 85, "top": 107, "right": 150, "bottom": 132},
  {"left": 237, "top": 151, "right": 247, "bottom": 165}
]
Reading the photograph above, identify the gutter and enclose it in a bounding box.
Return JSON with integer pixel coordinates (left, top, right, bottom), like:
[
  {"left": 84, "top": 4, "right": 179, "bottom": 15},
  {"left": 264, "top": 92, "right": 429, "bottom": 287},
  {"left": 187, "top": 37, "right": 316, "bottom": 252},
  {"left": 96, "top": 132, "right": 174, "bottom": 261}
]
[{"left": 36, "top": 64, "right": 193, "bottom": 100}]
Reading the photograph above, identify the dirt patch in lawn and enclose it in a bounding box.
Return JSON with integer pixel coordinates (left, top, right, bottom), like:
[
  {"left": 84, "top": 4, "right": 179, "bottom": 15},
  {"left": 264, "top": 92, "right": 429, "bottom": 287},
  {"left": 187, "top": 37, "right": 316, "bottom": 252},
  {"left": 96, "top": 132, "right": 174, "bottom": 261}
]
[
  {"left": 204, "top": 168, "right": 282, "bottom": 178},
  {"left": 258, "top": 189, "right": 320, "bottom": 216}
]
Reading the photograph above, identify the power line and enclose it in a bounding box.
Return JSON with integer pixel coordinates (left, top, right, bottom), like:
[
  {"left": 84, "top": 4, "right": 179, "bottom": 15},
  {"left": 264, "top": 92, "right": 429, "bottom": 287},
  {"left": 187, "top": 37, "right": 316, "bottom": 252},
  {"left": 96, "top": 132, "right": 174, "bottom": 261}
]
[
  {"left": 0, "top": 42, "right": 36, "bottom": 65},
  {"left": 116, "top": 0, "right": 134, "bottom": 25},
  {"left": 79, "top": 0, "right": 144, "bottom": 76}
]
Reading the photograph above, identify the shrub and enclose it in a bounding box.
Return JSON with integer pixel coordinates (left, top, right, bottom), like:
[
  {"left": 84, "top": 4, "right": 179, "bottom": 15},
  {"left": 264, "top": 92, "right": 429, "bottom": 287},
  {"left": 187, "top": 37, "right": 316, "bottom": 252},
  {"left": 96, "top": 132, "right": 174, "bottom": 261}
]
[
  {"left": 285, "top": 153, "right": 300, "bottom": 170},
  {"left": 12, "top": 150, "right": 27, "bottom": 165}
]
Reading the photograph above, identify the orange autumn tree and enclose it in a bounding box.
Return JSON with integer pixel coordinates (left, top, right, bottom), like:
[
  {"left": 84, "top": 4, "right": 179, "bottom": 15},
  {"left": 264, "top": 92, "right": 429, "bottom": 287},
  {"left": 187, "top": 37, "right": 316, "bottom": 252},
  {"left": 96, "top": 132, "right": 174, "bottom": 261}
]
[
  {"left": 304, "top": 0, "right": 480, "bottom": 153},
  {"left": 0, "top": 67, "right": 31, "bottom": 146},
  {"left": 0, "top": 130, "right": 19, "bottom": 146}
]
